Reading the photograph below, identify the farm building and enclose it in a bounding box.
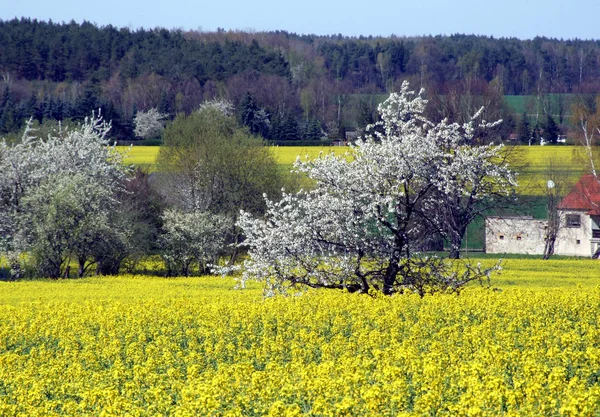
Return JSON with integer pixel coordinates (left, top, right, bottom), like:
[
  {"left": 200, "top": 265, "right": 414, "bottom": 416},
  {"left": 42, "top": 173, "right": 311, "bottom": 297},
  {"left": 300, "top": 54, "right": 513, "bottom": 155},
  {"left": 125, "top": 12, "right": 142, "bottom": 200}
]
[
  {"left": 486, "top": 174, "right": 600, "bottom": 257},
  {"left": 485, "top": 216, "right": 547, "bottom": 255}
]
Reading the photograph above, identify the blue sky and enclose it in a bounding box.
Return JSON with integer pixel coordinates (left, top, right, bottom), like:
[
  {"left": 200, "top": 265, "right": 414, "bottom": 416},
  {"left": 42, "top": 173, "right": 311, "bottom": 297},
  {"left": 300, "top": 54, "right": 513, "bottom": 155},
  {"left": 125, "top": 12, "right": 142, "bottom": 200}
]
[{"left": 3, "top": 0, "right": 600, "bottom": 39}]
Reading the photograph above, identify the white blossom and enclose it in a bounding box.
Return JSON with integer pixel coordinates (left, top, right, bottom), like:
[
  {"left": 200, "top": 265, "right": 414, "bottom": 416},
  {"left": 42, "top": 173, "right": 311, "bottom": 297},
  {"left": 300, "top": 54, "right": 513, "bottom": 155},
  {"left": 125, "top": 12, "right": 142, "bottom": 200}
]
[
  {"left": 160, "top": 209, "right": 230, "bottom": 276},
  {"left": 133, "top": 108, "right": 166, "bottom": 139},
  {"left": 238, "top": 82, "right": 513, "bottom": 296},
  {"left": 197, "top": 99, "right": 234, "bottom": 116},
  {"left": 0, "top": 114, "right": 130, "bottom": 276}
]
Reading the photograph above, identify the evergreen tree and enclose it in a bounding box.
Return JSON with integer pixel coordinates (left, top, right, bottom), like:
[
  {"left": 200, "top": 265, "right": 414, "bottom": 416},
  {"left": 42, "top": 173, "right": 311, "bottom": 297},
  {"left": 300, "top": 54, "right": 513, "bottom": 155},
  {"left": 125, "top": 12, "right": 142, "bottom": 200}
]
[
  {"left": 21, "top": 93, "right": 39, "bottom": 120},
  {"left": 158, "top": 91, "right": 172, "bottom": 116},
  {"left": 75, "top": 78, "right": 101, "bottom": 119},
  {"left": 545, "top": 114, "right": 559, "bottom": 144},
  {"left": 532, "top": 122, "right": 542, "bottom": 145},
  {"left": 53, "top": 97, "right": 66, "bottom": 121},
  {"left": 282, "top": 115, "right": 299, "bottom": 141},
  {"left": 41, "top": 94, "right": 54, "bottom": 122},
  {"left": 517, "top": 112, "right": 531, "bottom": 145},
  {"left": 268, "top": 113, "right": 283, "bottom": 141},
  {"left": 0, "top": 87, "right": 17, "bottom": 134},
  {"left": 302, "top": 119, "right": 323, "bottom": 141},
  {"left": 0, "top": 86, "right": 11, "bottom": 114},
  {"left": 356, "top": 99, "right": 375, "bottom": 133},
  {"left": 239, "top": 92, "right": 269, "bottom": 137}
]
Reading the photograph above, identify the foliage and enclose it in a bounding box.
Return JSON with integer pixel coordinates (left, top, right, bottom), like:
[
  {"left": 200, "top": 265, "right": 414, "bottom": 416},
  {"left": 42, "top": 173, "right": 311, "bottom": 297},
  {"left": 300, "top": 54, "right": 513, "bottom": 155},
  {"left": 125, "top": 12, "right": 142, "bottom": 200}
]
[
  {"left": 159, "top": 209, "right": 229, "bottom": 276},
  {"left": 156, "top": 104, "right": 285, "bottom": 263},
  {"left": 197, "top": 99, "right": 235, "bottom": 117},
  {"left": 239, "top": 82, "right": 514, "bottom": 295},
  {"left": 156, "top": 103, "right": 283, "bottom": 216},
  {"left": 2, "top": 271, "right": 600, "bottom": 415},
  {"left": 239, "top": 92, "right": 270, "bottom": 137},
  {"left": 545, "top": 114, "right": 559, "bottom": 144},
  {"left": 18, "top": 174, "right": 118, "bottom": 278},
  {"left": 0, "top": 115, "right": 142, "bottom": 278},
  {"left": 3, "top": 19, "right": 600, "bottom": 143}
]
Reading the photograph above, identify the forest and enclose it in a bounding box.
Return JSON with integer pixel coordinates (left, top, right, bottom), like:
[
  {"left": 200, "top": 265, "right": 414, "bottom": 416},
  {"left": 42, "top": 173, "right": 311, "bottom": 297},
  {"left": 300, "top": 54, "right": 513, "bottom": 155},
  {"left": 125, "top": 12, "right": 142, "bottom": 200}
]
[{"left": 1, "top": 18, "right": 600, "bottom": 142}]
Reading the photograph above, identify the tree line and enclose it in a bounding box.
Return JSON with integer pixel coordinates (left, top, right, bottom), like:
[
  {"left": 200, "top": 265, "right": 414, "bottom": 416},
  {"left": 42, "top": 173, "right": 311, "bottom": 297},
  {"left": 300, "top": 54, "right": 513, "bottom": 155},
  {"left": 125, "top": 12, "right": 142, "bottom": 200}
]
[{"left": 1, "top": 19, "right": 600, "bottom": 142}]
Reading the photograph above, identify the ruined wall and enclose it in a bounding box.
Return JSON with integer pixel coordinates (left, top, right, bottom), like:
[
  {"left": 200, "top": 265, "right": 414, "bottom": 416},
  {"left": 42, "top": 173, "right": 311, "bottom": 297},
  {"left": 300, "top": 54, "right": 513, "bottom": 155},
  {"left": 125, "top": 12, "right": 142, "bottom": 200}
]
[{"left": 485, "top": 217, "right": 548, "bottom": 255}]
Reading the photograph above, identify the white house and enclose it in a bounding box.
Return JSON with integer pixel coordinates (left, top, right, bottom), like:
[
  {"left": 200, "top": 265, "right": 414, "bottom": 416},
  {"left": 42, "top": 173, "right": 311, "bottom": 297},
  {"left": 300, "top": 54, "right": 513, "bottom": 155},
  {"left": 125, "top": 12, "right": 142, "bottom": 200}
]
[
  {"left": 486, "top": 174, "right": 600, "bottom": 257},
  {"left": 554, "top": 174, "right": 600, "bottom": 257}
]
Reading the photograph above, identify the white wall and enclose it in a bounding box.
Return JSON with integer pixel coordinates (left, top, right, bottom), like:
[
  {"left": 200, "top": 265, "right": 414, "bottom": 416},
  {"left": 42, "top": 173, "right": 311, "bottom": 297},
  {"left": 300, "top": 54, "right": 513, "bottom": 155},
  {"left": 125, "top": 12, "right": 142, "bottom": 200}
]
[
  {"left": 555, "top": 210, "right": 592, "bottom": 257},
  {"left": 485, "top": 217, "right": 547, "bottom": 255}
]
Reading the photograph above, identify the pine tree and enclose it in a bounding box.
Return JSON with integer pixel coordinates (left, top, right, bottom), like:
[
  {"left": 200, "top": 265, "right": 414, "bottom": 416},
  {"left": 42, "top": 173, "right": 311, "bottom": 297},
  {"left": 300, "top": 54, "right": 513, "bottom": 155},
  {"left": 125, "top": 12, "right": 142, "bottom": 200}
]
[
  {"left": 158, "top": 91, "right": 172, "bottom": 116},
  {"left": 268, "top": 113, "right": 283, "bottom": 141},
  {"left": 239, "top": 92, "right": 260, "bottom": 135},
  {"left": 516, "top": 112, "right": 530, "bottom": 144},
  {"left": 41, "top": 95, "right": 55, "bottom": 122},
  {"left": 283, "top": 115, "right": 299, "bottom": 141},
  {"left": 0, "top": 87, "right": 17, "bottom": 134},
  {"left": 75, "top": 78, "right": 101, "bottom": 119},
  {"left": 545, "top": 114, "right": 559, "bottom": 144}
]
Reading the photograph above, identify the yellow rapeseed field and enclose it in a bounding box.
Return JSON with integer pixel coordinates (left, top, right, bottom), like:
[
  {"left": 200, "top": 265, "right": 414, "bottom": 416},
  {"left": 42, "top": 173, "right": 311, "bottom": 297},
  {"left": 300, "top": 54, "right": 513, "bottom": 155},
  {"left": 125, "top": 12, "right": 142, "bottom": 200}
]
[
  {"left": 2, "top": 259, "right": 600, "bottom": 416},
  {"left": 118, "top": 145, "right": 589, "bottom": 195},
  {"left": 116, "top": 146, "right": 348, "bottom": 172}
]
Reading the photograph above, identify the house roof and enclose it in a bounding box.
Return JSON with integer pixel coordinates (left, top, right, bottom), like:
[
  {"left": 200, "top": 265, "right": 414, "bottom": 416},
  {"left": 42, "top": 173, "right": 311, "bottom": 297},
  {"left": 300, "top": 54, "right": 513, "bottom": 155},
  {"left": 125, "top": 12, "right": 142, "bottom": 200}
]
[{"left": 558, "top": 174, "right": 600, "bottom": 215}]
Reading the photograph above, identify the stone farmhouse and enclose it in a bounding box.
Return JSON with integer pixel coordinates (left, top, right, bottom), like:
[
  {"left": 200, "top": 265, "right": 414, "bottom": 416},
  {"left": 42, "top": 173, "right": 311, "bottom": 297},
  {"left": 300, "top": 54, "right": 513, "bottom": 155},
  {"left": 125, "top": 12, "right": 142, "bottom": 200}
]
[{"left": 486, "top": 174, "right": 600, "bottom": 257}]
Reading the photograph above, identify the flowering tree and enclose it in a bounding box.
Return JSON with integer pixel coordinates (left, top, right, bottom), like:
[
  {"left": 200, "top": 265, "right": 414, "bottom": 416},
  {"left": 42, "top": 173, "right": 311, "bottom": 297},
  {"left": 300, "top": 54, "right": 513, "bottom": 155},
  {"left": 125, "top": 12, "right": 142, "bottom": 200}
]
[
  {"left": 18, "top": 173, "right": 117, "bottom": 278},
  {"left": 197, "top": 99, "right": 234, "bottom": 116},
  {"left": 238, "top": 82, "right": 515, "bottom": 295},
  {"left": 133, "top": 108, "right": 167, "bottom": 140},
  {"left": 159, "top": 209, "right": 229, "bottom": 276},
  {"left": 0, "top": 115, "right": 131, "bottom": 278}
]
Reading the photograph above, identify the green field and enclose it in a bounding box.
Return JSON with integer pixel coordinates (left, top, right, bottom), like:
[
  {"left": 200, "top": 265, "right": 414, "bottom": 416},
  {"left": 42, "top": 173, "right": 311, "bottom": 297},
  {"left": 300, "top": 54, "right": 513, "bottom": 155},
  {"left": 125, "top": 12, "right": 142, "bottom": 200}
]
[{"left": 504, "top": 94, "right": 577, "bottom": 120}]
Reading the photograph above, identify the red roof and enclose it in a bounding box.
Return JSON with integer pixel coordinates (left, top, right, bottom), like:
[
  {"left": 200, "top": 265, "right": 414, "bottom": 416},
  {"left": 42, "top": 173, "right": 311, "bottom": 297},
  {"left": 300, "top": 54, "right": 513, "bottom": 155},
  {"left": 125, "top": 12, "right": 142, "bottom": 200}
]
[{"left": 558, "top": 174, "right": 600, "bottom": 215}]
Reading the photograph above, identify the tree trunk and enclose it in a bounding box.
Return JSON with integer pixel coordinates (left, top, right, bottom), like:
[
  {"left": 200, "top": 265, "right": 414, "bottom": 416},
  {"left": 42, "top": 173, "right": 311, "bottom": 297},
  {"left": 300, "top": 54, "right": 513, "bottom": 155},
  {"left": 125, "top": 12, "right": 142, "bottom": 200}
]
[
  {"left": 78, "top": 258, "right": 85, "bottom": 278},
  {"left": 449, "top": 245, "right": 461, "bottom": 259},
  {"left": 383, "top": 260, "right": 398, "bottom": 295},
  {"left": 449, "top": 225, "right": 467, "bottom": 259},
  {"left": 543, "top": 232, "right": 557, "bottom": 260},
  {"left": 592, "top": 244, "right": 600, "bottom": 259}
]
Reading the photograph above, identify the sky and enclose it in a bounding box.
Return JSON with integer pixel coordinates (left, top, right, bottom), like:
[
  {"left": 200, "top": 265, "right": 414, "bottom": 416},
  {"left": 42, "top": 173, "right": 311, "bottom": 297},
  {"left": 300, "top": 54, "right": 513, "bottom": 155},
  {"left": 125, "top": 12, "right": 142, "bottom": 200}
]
[{"left": 3, "top": 0, "right": 600, "bottom": 40}]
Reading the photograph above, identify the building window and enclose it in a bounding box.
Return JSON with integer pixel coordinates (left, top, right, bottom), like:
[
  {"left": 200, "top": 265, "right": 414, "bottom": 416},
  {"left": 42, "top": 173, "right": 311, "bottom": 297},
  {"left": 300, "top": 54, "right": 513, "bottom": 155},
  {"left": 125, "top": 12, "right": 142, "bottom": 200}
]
[
  {"left": 577, "top": 239, "right": 581, "bottom": 245},
  {"left": 516, "top": 236, "right": 522, "bottom": 241},
  {"left": 567, "top": 214, "right": 581, "bottom": 228},
  {"left": 499, "top": 235, "right": 504, "bottom": 240}
]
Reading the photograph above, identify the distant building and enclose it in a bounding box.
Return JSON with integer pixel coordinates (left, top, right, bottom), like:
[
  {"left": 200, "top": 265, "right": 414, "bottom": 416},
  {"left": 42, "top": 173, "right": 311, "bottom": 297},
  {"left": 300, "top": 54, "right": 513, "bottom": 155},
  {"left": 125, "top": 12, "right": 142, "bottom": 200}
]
[
  {"left": 555, "top": 174, "right": 600, "bottom": 256},
  {"left": 486, "top": 174, "right": 600, "bottom": 257},
  {"left": 486, "top": 216, "right": 547, "bottom": 255},
  {"left": 345, "top": 131, "right": 358, "bottom": 142}
]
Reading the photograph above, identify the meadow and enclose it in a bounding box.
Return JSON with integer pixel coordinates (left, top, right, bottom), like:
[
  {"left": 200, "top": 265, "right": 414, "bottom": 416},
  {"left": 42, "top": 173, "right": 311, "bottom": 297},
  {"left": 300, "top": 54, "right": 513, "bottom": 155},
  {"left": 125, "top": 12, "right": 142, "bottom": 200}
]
[
  {"left": 118, "top": 145, "right": 589, "bottom": 196},
  {"left": 1, "top": 258, "right": 600, "bottom": 416}
]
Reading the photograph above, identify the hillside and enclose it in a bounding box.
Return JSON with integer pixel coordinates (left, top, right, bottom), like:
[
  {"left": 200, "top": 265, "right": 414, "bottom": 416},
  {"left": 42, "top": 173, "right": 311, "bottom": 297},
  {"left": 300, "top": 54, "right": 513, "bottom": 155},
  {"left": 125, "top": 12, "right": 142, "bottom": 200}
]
[{"left": 2, "top": 19, "right": 600, "bottom": 142}]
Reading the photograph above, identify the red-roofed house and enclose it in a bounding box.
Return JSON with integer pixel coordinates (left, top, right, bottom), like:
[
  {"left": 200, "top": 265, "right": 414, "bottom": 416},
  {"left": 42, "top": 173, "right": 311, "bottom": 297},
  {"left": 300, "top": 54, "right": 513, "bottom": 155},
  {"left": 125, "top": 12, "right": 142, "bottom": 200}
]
[
  {"left": 555, "top": 174, "right": 600, "bottom": 256},
  {"left": 486, "top": 174, "right": 600, "bottom": 257}
]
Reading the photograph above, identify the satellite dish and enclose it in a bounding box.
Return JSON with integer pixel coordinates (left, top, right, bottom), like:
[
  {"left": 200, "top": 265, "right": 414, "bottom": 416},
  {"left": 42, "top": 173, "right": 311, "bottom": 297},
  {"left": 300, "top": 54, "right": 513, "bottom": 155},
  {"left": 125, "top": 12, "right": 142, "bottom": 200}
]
[{"left": 547, "top": 180, "right": 555, "bottom": 189}]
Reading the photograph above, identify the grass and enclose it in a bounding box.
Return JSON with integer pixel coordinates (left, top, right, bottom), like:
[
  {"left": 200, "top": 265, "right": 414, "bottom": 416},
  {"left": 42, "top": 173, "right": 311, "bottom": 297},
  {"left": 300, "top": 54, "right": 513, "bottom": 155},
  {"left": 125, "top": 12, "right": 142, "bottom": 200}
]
[{"left": 504, "top": 94, "right": 577, "bottom": 119}]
